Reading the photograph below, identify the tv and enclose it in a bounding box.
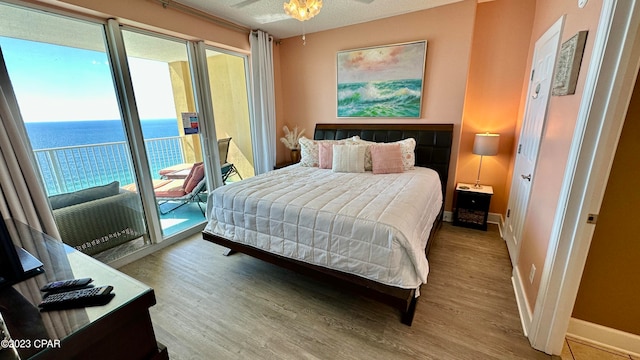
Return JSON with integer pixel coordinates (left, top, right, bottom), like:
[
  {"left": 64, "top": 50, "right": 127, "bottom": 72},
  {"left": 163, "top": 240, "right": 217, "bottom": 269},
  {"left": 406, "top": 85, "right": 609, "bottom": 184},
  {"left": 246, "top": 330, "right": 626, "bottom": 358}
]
[{"left": 0, "top": 217, "right": 44, "bottom": 288}]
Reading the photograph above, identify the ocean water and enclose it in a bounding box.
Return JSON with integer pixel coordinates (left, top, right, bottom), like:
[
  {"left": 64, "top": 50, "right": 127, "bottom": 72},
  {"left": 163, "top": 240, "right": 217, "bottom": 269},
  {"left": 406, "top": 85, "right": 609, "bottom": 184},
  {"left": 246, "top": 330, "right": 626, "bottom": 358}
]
[
  {"left": 337, "top": 79, "right": 423, "bottom": 118},
  {"left": 25, "top": 119, "right": 179, "bottom": 150},
  {"left": 25, "top": 119, "right": 183, "bottom": 195}
]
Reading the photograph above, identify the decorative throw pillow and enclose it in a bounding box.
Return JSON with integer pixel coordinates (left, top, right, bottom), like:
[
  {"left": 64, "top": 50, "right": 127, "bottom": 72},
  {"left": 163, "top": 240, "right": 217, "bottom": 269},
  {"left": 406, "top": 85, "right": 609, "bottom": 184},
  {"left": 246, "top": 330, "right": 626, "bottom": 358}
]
[
  {"left": 346, "top": 137, "right": 416, "bottom": 170},
  {"left": 370, "top": 143, "right": 404, "bottom": 174},
  {"left": 397, "top": 138, "right": 416, "bottom": 170},
  {"left": 298, "top": 136, "right": 360, "bottom": 167},
  {"left": 346, "top": 138, "right": 375, "bottom": 170},
  {"left": 318, "top": 142, "right": 334, "bottom": 169},
  {"left": 298, "top": 137, "right": 319, "bottom": 167},
  {"left": 332, "top": 144, "right": 365, "bottom": 173}
]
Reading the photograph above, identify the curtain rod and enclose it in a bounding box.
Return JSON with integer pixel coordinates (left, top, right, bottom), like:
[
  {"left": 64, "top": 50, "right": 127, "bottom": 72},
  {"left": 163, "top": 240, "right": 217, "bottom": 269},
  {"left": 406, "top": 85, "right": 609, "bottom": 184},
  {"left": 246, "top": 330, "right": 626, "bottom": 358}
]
[
  {"left": 154, "top": 0, "right": 250, "bottom": 34},
  {"left": 251, "top": 30, "right": 276, "bottom": 42}
]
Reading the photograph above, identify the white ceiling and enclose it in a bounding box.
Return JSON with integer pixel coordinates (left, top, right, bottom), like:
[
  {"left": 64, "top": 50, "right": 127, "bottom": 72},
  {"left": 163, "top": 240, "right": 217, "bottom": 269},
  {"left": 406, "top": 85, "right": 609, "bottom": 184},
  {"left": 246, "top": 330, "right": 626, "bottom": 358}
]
[{"left": 177, "top": 0, "right": 466, "bottom": 39}]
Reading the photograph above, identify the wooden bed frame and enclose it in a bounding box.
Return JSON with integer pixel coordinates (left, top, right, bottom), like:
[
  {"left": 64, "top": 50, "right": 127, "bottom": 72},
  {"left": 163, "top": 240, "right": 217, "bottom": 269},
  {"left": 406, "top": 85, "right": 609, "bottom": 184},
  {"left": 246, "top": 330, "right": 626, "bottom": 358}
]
[{"left": 202, "top": 123, "right": 453, "bottom": 325}]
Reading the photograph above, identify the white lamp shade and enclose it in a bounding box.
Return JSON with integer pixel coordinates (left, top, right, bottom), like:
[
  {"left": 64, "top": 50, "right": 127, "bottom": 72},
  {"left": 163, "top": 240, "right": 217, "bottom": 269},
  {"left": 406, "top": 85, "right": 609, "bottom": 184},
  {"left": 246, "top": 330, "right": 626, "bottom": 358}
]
[{"left": 473, "top": 133, "right": 500, "bottom": 156}]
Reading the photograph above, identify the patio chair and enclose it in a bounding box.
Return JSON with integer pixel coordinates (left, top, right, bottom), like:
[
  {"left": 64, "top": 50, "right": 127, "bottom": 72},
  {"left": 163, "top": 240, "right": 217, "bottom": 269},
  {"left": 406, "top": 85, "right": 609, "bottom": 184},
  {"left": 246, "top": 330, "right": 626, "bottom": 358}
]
[
  {"left": 158, "top": 138, "right": 242, "bottom": 184},
  {"left": 218, "top": 137, "right": 242, "bottom": 184},
  {"left": 155, "top": 162, "right": 206, "bottom": 215}
]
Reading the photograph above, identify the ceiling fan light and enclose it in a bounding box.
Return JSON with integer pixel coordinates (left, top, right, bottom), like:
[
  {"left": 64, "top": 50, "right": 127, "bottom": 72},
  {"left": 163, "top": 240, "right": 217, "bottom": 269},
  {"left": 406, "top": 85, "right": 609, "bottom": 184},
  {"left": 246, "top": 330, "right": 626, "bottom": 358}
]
[{"left": 283, "top": 0, "right": 323, "bottom": 21}]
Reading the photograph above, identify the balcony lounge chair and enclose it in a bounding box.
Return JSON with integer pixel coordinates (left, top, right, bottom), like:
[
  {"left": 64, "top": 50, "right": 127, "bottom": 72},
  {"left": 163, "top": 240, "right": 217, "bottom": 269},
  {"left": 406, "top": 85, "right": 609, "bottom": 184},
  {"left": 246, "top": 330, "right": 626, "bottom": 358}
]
[
  {"left": 159, "top": 163, "right": 194, "bottom": 179},
  {"left": 155, "top": 162, "right": 206, "bottom": 215},
  {"left": 218, "top": 137, "right": 242, "bottom": 184},
  {"left": 158, "top": 138, "right": 242, "bottom": 184}
]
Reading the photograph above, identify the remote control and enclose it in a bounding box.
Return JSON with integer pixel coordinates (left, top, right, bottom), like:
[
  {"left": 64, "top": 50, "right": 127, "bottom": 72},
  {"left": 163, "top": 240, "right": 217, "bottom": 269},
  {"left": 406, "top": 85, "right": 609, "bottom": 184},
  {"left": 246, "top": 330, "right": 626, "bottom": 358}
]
[
  {"left": 38, "top": 285, "right": 114, "bottom": 311},
  {"left": 40, "top": 278, "right": 93, "bottom": 292}
]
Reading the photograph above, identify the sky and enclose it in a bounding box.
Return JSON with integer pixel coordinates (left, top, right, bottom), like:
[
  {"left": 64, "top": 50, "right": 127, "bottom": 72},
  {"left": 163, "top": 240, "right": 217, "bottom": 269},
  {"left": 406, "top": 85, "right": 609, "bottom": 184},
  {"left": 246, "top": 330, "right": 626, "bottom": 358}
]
[
  {"left": 337, "top": 41, "right": 426, "bottom": 84},
  {"left": 0, "top": 36, "right": 178, "bottom": 122}
]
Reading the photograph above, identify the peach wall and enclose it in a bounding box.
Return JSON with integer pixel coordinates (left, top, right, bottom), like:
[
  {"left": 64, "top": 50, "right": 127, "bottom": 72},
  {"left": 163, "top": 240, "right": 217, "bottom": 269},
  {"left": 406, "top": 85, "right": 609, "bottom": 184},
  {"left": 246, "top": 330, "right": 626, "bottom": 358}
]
[
  {"left": 35, "top": 0, "right": 250, "bottom": 52},
  {"left": 515, "top": 0, "right": 603, "bottom": 309},
  {"left": 458, "top": 0, "right": 535, "bottom": 214},
  {"left": 277, "top": 0, "right": 478, "bottom": 211},
  {"left": 571, "top": 73, "right": 640, "bottom": 336}
]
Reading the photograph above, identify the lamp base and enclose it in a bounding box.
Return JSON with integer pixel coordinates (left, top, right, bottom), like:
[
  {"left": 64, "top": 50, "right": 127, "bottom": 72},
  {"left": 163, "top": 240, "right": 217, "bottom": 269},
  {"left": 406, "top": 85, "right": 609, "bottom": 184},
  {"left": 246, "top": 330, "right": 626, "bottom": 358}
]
[{"left": 475, "top": 155, "right": 485, "bottom": 189}]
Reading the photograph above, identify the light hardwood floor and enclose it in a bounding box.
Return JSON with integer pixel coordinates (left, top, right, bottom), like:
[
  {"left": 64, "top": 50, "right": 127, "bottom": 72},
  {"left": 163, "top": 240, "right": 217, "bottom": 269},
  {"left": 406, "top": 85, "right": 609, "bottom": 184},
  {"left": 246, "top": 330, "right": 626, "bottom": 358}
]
[
  {"left": 119, "top": 223, "right": 555, "bottom": 360},
  {"left": 562, "top": 337, "right": 638, "bottom": 360}
]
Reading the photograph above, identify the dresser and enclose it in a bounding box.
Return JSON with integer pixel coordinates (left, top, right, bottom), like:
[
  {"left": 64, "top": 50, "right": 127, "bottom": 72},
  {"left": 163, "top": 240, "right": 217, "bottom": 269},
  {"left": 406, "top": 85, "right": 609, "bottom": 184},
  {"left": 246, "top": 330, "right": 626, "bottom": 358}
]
[{"left": 0, "top": 221, "right": 168, "bottom": 360}]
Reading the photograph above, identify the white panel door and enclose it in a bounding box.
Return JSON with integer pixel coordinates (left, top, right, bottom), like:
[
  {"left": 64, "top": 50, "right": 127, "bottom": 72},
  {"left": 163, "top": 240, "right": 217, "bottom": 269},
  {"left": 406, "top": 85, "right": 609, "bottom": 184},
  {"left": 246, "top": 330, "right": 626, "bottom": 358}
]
[{"left": 504, "top": 17, "right": 565, "bottom": 264}]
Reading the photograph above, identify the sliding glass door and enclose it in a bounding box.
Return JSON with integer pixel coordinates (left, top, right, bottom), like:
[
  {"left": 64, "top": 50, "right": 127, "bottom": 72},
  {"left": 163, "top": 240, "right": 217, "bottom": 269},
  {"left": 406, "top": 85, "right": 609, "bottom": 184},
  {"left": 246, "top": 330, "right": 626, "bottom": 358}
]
[
  {"left": 0, "top": 3, "right": 148, "bottom": 258},
  {"left": 204, "top": 46, "right": 254, "bottom": 183},
  {"left": 121, "top": 29, "right": 207, "bottom": 237},
  {"left": 0, "top": 2, "right": 258, "bottom": 260}
]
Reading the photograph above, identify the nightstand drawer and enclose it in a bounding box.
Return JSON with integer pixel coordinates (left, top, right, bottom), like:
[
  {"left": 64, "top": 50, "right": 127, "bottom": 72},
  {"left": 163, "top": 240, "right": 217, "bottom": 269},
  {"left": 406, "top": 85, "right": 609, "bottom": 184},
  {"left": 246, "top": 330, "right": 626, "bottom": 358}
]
[{"left": 456, "top": 192, "right": 491, "bottom": 210}]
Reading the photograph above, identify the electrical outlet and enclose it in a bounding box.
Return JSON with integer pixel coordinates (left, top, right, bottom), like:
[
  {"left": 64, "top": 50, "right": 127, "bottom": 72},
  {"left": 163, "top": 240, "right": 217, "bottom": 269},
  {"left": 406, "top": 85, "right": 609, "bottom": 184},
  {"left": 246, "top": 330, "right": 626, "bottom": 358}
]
[{"left": 529, "top": 264, "right": 536, "bottom": 284}]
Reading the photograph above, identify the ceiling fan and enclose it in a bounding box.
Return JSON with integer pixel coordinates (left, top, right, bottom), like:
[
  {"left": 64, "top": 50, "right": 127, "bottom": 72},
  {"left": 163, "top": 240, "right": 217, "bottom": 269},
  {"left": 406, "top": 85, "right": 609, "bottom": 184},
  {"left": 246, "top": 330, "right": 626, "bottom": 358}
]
[{"left": 231, "top": 0, "right": 260, "bottom": 8}]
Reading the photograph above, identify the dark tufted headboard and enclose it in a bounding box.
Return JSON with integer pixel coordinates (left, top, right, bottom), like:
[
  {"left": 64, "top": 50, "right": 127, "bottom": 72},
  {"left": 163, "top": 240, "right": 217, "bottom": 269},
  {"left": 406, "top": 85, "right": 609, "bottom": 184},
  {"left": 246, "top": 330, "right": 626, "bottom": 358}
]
[{"left": 314, "top": 123, "right": 453, "bottom": 196}]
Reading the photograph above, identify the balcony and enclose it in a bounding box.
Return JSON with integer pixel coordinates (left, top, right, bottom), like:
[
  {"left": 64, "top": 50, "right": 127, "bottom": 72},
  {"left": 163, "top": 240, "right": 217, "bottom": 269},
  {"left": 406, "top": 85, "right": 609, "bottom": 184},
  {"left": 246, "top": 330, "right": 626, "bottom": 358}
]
[
  {"left": 34, "top": 136, "right": 186, "bottom": 195},
  {"left": 33, "top": 136, "right": 206, "bottom": 247}
]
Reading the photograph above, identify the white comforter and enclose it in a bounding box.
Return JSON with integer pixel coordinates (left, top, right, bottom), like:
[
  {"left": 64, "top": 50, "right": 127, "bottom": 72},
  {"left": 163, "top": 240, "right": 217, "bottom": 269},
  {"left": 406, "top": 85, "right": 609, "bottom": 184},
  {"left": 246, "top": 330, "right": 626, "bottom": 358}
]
[{"left": 204, "top": 165, "right": 442, "bottom": 289}]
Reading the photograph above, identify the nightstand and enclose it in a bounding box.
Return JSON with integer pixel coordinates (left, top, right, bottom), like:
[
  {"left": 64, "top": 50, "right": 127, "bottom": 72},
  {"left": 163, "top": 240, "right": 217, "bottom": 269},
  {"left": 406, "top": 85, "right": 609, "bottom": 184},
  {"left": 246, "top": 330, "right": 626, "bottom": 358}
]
[{"left": 453, "top": 183, "right": 493, "bottom": 231}]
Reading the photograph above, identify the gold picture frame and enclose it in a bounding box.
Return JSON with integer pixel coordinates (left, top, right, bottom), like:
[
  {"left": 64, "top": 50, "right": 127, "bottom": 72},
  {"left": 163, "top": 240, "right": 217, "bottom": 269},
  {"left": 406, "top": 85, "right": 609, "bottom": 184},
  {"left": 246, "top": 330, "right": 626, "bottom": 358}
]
[{"left": 552, "top": 31, "right": 588, "bottom": 96}]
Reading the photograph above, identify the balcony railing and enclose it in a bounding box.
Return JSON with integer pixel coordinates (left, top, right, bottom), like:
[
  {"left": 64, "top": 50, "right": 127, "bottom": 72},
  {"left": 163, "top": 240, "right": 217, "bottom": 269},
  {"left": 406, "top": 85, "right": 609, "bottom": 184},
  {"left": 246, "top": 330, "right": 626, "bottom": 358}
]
[{"left": 33, "top": 136, "right": 185, "bottom": 196}]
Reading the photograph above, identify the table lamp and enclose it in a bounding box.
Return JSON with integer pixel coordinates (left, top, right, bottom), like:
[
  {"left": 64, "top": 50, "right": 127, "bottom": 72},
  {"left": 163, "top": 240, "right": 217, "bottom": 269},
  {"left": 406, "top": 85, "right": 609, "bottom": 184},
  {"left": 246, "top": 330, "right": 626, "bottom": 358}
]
[{"left": 472, "top": 133, "right": 500, "bottom": 189}]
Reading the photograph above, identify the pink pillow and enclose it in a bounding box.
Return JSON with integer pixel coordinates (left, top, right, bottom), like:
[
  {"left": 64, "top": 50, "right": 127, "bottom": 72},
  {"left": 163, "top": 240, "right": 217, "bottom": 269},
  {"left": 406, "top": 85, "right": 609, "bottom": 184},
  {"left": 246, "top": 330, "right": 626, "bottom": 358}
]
[
  {"left": 318, "top": 142, "right": 334, "bottom": 169},
  {"left": 370, "top": 143, "right": 404, "bottom": 174}
]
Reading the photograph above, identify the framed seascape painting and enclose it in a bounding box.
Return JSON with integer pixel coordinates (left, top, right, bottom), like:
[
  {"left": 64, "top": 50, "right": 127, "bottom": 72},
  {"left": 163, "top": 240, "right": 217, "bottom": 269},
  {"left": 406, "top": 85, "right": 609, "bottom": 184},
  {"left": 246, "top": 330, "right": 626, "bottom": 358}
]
[{"left": 337, "top": 40, "right": 427, "bottom": 118}]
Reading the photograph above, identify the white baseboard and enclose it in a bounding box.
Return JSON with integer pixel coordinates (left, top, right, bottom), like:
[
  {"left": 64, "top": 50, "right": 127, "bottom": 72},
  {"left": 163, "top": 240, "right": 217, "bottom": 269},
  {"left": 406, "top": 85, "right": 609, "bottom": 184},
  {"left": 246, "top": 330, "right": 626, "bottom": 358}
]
[
  {"left": 487, "top": 212, "right": 503, "bottom": 225},
  {"left": 512, "top": 267, "right": 532, "bottom": 337},
  {"left": 567, "top": 318, "right": 640, "bottom": 357},
  {"left": 487, "top": 213, "right": 504, "bottom": 237}
]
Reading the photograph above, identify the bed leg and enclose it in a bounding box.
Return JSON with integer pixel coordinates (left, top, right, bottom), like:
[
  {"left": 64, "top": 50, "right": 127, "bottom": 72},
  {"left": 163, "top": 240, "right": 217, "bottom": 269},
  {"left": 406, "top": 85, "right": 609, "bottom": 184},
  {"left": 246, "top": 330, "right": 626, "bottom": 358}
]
[
  {"left": 401, "top": 296, "right": 418, "bottom": 326},
  {"left": 223, "top": 248, "right": 236, "bottom": 256}
]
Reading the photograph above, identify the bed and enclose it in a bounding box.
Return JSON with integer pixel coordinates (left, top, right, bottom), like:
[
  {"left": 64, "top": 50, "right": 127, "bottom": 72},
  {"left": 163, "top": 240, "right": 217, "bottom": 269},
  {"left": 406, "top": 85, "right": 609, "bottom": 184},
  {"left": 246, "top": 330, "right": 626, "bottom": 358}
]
[{"left": 202, "top": 123, "right": 453, "bottom": 325}]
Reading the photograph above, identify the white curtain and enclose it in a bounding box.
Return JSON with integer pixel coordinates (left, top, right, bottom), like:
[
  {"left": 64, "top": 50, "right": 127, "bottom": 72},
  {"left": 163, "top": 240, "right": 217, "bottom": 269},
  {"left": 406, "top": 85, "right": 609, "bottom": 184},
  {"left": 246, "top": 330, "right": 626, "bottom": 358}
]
[
  {"left": 0, "top": 48, "right": 77, "bottom": 338},
  {"left": 0, "top": 49, "right": 58, "bottom": 238},
  {"left": 249, "top": 30, "right": 277, "bottom": 175}
]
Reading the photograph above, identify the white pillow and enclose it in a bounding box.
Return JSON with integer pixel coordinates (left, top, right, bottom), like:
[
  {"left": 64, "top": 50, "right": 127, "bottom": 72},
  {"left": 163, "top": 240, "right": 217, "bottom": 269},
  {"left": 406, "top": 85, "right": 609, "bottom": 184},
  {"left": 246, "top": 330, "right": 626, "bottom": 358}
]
[
  {"left": 332, "top": 144, "right": 365, "bottom": 173},
  {"left": 397, "top": 138, "right": 417, "bottom": 170},
  {"left": 347, "top": 137, "right": 416, "bottom": 170},
  {"left": 345, "top": 138, "right": 374, "bottom": 170},
  {"left": 298, "top": 137, "right": 321, "bottom": 167}
]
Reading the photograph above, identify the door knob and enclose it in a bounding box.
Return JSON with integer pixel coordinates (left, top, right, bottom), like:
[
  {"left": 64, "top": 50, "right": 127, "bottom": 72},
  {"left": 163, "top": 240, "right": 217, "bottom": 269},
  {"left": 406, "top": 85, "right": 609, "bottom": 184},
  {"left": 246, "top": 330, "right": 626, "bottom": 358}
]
[{"left": 521, "top": 174, "right": 532, "bottom": 181}]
